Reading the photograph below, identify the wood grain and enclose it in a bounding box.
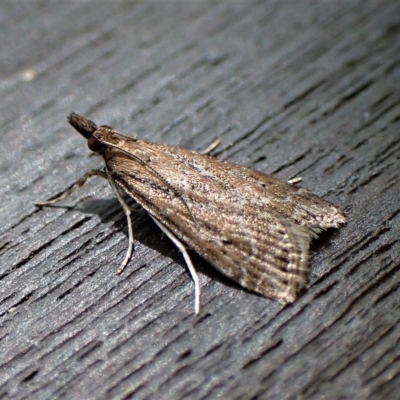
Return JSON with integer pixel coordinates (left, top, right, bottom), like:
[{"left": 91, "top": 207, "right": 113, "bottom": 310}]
[{"left": 0, "top": 1, "right": 399, "bottom": 399}]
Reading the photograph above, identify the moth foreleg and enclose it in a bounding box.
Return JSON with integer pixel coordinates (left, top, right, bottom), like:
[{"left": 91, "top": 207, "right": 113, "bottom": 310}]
[
  {"left": 34, "top": 169, "right": 107, "bottom": 206},
  {"left": 149, "top": 215, "right": 201, "bottom": 315}
]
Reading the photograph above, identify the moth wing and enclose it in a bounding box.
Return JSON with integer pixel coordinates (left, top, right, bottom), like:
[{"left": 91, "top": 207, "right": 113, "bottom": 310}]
[
  {"left": 93, "top": 132, "right": 343, "bottom": 303},
  {"left": 93, "top": 131, "right": 345, "bottom": 230},
  {"left": 190, "top": 209, "right": 313, "bottom": 304}
]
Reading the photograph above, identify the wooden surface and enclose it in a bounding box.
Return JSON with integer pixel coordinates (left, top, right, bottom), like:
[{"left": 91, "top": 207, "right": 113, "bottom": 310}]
[{"left": 1, "top": 1, "right": 399, "bottom": 399}]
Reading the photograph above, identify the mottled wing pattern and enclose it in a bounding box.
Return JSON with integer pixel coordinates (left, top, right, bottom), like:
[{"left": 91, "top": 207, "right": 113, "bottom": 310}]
[{"left": 94, "top": 128, "right": 345, "bottom": 304}]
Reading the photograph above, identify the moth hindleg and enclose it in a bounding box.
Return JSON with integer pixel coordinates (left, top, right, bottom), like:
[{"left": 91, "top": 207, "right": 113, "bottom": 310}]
[{"left": 150, "top": 215, "right": 201, "bottom": 315}]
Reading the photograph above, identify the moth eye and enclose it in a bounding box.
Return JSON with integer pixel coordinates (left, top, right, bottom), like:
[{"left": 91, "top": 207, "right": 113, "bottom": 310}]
[{"left": 87, "top": 136, "right": 103, "bottom": 153}]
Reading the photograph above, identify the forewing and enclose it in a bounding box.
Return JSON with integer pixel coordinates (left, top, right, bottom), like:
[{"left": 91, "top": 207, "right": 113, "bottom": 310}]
[{"left": 94, "top": 129, "right": 344, "bottom": 303}]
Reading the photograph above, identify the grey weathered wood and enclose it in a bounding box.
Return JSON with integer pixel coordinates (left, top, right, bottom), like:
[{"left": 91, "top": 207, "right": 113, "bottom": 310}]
[{"left": 0, "top": 1, "right": 399, "bottom": 399}]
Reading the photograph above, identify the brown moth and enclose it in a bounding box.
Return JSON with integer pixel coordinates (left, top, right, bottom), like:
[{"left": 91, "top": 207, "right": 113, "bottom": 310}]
[{"left": 36, "top": 113, "right": 346, "bottom": 313}]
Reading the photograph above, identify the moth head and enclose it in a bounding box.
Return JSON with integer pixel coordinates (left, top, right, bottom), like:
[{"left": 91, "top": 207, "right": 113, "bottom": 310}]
[{"left": 68, "top": 113, "right": 104, "bottom": 154}]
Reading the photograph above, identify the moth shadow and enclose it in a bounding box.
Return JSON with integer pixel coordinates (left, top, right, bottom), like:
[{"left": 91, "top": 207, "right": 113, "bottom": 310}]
[
  {"left": 75, "top": 197, "right": 240, "bottom": 289},
  {"left": 311, "top": 228, "right": 342, "bottom": 250}
]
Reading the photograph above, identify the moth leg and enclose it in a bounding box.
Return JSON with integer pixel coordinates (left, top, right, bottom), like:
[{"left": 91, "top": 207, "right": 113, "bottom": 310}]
[
  {"left": 287, "top": 176, "right": 302, "bottom": 185},
  {"left": 149, "top": 215, "right": 201, "bottom": 315},
  {"left": 199, "top": 138, "right": 221, "bottom": 155},
  {"left": 104, "top": 170, "right": 135, "bottom": 275},
  {"left": 34, "top": 169, "right": 107, "bottom": 206}
]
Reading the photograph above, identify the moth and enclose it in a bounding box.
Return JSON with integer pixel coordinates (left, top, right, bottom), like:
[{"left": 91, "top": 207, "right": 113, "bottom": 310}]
[{"left": 36, "top": 113, "right": 346, "bottom": 313}]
